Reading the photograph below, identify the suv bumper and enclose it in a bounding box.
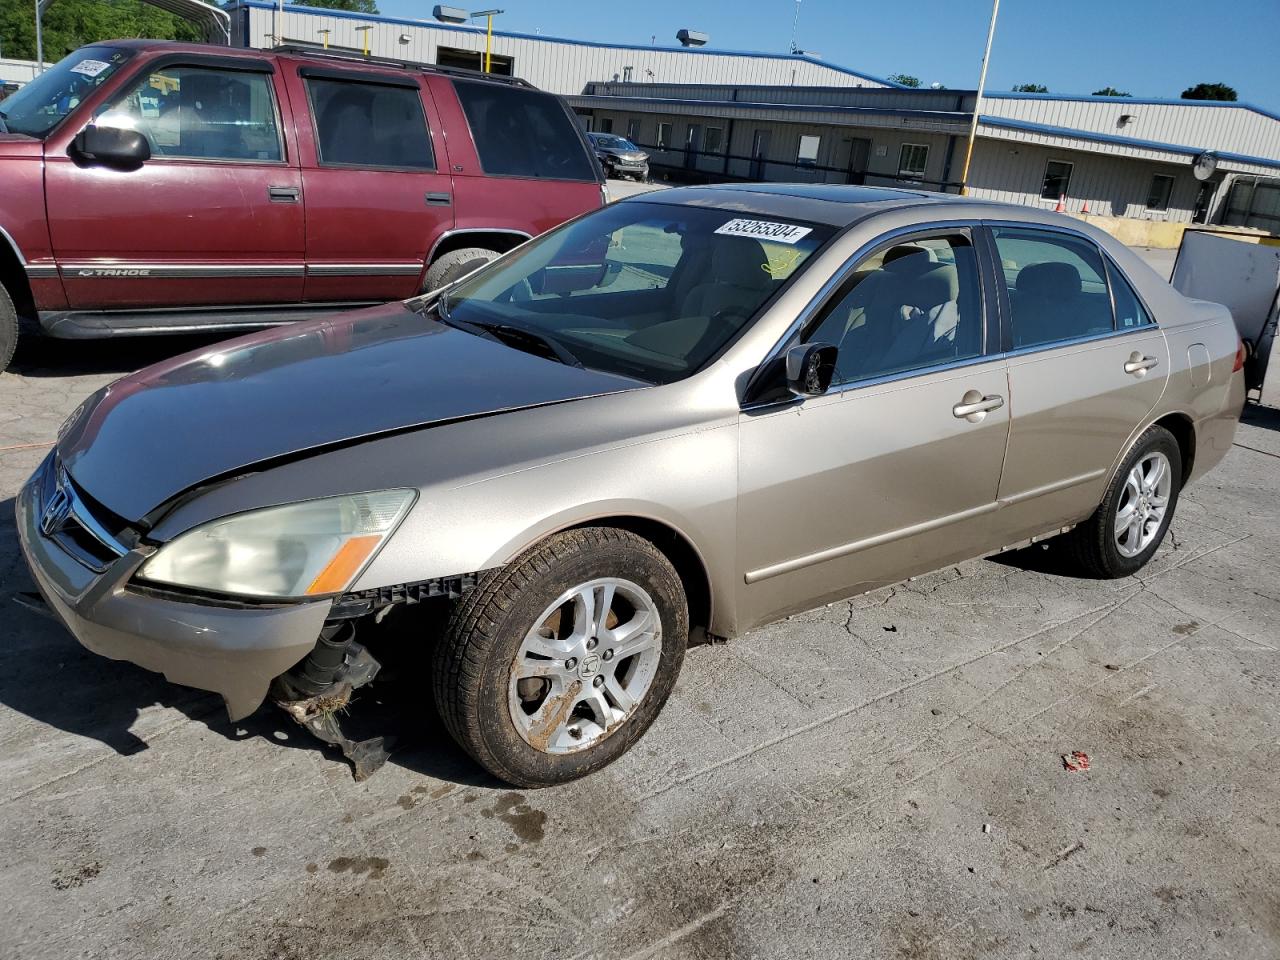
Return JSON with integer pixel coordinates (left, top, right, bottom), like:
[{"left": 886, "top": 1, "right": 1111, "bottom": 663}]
[{"left": 16, "top": 460, "right": 331, "bottom": 720}]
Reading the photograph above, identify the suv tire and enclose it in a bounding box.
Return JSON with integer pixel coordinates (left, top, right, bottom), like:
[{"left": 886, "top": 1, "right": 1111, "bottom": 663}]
[
  {"left": 1066, "top": 424, "right": 1182, "bottom": 578},
  {"left": 0, "top": 284, "right": 18, "bottom": 374},
  {"left": 433, "top": 527, "right": 688, "bottom": 787},
  {"left": 424, "top": 247, "right": 499, "bottom": 292}
]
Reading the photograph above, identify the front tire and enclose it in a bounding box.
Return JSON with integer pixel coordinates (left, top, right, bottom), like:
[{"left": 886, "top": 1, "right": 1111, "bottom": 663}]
[
  {"left": 0, "top": 284, "right": 18, "bottom": 374},
  {"left": 423, "top": 247, "right": 498, "bottom": 292},
  {"left": 433, "top": 528, "right": 688, "bottom": 787},
  {"left": 1066, "top": 424, "right": 1182, "bottom": 578}
]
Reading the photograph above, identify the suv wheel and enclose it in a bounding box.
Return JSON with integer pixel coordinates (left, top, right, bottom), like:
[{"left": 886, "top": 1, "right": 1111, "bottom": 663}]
[
  {"left": 1066, "top": 424, "right": 1182, "bottom": 578},
  {"left": 433, "top": 527, "right": 688, "bottom": 787},
  {"left": 424, "top": 247, "right": 499, "bottom": 292},
  {"left": 0, "top": 284, "right": 18, "bottom": 374}
]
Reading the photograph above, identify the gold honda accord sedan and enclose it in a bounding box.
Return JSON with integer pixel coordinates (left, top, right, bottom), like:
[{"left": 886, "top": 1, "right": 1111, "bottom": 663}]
[{"left": 19, "top": 184, "right": 1246, "bottom": 785}]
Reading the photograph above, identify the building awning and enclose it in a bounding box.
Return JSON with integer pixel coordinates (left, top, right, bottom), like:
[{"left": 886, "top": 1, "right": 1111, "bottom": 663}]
[{"left": 38, "top": 0, "right": 231, "bottom": 44}]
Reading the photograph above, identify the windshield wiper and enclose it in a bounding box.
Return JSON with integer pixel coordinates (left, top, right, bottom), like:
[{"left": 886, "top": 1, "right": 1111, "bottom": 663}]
[{"left": 419, "top": 296, "right": 584, "bottom": 368}]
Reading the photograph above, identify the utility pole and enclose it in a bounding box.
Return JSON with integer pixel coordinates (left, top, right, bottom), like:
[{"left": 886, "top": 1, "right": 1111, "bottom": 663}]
[
  {"left": 34, "top": 0, "right": 45, "bottom": 74},
  {"left": 958, "top": 0, "right": 1000, "bottom": 195}
]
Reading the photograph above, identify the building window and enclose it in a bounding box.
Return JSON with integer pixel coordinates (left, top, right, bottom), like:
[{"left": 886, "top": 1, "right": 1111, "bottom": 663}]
[
  {"left": 704, "top": 126, "right": 724, "bottom": 154},
  {"left": 598, "top": 117, "right": 613, "bottom": 134},
  {"left": 627, "top": 117, "right": 641, "bottom": 141},
  {"left": 1040, "top": 159, "right": 1073, "bottom": 200},
  {"left": 797, "top": 134, "right": 821, "bottom": 166},
  {"left": 657, "top": 122, "right": 672, "bottom": 149},
  {"left": 1146, "top": 173, "right": 1175, "bottom": 211},
  {"left": 436, "top": 45, "right": 514, "bottom": 76},
  {"left": 897, "top": 142, "right": 929, "bottom": 179}
]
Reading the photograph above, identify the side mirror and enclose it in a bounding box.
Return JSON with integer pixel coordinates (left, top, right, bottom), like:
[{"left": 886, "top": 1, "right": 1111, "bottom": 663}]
[
  {"left": 785, "top": 342, "right": 838, "bottom": 397},
  {"left": 73, "top": 124, "right": 150, "bottom": 168}
]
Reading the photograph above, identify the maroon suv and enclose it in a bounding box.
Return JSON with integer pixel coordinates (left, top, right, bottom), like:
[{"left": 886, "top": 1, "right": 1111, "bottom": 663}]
[{"left": 0, "top": 41, "right": 606, "bottom": 371}]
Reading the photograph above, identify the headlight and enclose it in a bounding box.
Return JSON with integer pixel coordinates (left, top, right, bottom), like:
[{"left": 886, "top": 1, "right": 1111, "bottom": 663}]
[{"left": 138, "top": 490, "right": 416, "bottom": 599}]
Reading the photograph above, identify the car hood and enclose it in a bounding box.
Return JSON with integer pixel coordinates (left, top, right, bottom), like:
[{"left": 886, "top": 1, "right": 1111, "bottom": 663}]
[
  {"left": 57, "top": 302, "right": 647, "bottom": 523},
  {"left": 601, "top": 147, "right": 647, "bottom": 160}
]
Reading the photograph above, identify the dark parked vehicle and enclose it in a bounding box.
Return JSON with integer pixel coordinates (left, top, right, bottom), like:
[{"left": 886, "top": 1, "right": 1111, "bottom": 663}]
[
  {"left": 588, "top": 131, "right": 649, "bottom": 180},
  {"left": 0, "top": 40, "right": 605, "bottom": 371}
]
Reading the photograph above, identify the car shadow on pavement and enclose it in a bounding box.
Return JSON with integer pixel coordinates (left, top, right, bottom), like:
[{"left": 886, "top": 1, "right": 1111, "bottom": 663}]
[
  {"left": 0, "top": 519, "right": 497, "bottom": 787},
  {"left": 11, "top": 331, "right": 234, "bottom": 378}
]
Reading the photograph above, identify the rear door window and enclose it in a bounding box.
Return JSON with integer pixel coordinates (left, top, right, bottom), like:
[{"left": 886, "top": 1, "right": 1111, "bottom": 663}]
[
  {"left": 452, "top": 80, "right": 596, "bottom": 182},
  {"left": 992, "top": 228, "right": 1114, "bottom": 349},
  {"left": 306, "top": 77, "right": 435, "bottom": 169}
]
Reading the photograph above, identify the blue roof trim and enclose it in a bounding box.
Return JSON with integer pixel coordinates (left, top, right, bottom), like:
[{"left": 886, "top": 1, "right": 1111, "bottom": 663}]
[
  {"left": 980, "top": 115, "right": 1280, "bottom": 171},
  {"left": 983, "top": 90, "right": 1280, "bottom": 125},
  {"left": 227, "top": 0, "right": 905, "bottom": 88},
  {"left": 572, "top": 92, "right": 966, "bottom": 124}
]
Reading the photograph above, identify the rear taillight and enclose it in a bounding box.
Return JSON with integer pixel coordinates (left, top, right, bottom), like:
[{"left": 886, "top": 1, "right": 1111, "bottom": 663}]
[{"left": 1233, "top": 339, "right": 1248, "bottom": 373}]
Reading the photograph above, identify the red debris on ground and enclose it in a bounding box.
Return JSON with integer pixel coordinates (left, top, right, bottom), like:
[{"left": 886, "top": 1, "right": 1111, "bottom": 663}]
[{"left": 1062, "top": 751, "right": 1091, "bottom": 772}]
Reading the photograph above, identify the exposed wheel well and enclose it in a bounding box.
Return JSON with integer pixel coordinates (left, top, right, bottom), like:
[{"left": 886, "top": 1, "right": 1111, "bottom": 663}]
[
  {"left": 0, "top": 239, "right": 36, "bottom": 320},
  {"left": 1154, "top": 413, "right": 1196, "bottom": 483},
  {"left": 429, "top": 231, "right": 530, "bottom": 264},
  {"left": 568, "top": 516, "right": 713, "bottom": 639}
]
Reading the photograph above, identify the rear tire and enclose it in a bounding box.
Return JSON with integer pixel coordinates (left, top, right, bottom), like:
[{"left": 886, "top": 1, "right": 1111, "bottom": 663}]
[
  {"left": 433, "top": 527, "right": 688, "bottom": 787},
  {"left": 423, "top": 247, "right": 498, "bottom": 292},
  {"left": 1065, "top": 424, "right": 1182, "bottom": 578},
  {"left": 0, "top": 284, "right": 18, "bottom": 374}
]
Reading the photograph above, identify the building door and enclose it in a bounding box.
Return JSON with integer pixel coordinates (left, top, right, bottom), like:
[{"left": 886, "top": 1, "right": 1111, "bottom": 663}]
[
  {"left": 1193, "top": 180, "right": 1216, "bottom": 224},
  {"left": 684, "top": 124, "right": 702, "bottom": 170},
  {"left": 750, "top": 129, "right": 771, "bottom": 180},
  {"left": 832, "top": 136, "right": 871, "bottom": 185}
]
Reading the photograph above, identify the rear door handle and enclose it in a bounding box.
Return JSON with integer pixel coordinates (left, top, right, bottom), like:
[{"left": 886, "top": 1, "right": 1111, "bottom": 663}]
[
  {"left": 1124, "top": 354, "right": 1160, "bottom": 375},
  {"left": 952, "top": 392, "right": 1004, "bottom": 421},
  {"left": 425, "top": 192, "right": 452, "bottom": 206},
  {"left": 268, "top": 186, "right": 300, "bottom": 203}
]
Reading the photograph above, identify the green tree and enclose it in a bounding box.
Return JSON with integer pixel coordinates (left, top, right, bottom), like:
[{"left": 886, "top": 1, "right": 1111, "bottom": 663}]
[
  {"left": 0, "top": 0, "right": 201, "bottom": 63},
  {"left": 1012, "top": 83, "right": 1049, "bottom": 93},
  {"left": 293, "top": 0, "right": 379, "bottom": 12},
  {"left": 1092, "top": 86, "right": 1131, "bottom": 97},
  {"left": 1180, "top": 82, "right": 1237, "bottom": 101},
  {"left": 888, "top": 73, "right": 921, "bottom": 88}
]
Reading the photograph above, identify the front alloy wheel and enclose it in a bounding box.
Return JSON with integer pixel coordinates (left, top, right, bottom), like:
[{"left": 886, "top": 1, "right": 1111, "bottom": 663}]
[{"left": 434, "top": 527, "right": 687, "bottom": 787}]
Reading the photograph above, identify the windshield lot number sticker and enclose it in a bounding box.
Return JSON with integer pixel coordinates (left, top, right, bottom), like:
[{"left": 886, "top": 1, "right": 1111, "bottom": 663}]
[
  {"left": 70, "top": 59, "right": 111, "bottom": 77},
  {"left": 715, "top": 219, "right": 813, "bottom": 244}
]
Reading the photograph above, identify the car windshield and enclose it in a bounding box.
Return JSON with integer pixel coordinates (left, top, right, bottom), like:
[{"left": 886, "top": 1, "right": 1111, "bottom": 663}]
[
  {"left": 593, "top": 135, "right": 637, "bottom": 150},
  {"left": 0, "top": 47, "right": 132, "bottom": 138},
  {"left": 433, "top": 201, "right": 833, "bottom": 384}
]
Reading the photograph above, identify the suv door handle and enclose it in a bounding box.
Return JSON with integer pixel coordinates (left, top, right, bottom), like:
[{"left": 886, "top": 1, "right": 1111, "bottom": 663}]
[
  {"left": 1124, "top": 354, "right": 1160, "bottom": 376},
  {"left": 268, "top": 186, "right": 300, "bottom": 203},
  {"left": 425, "top": 192, "right": 452, "bottom": 206},
  {"left": 952, "top": 392, "right": 1004, "bottom": 421}
]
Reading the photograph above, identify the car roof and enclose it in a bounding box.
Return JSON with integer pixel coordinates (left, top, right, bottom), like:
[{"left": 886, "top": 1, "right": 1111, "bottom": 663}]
[{"left": 629, "top": 182, "right": 1089, "bottom": 230}]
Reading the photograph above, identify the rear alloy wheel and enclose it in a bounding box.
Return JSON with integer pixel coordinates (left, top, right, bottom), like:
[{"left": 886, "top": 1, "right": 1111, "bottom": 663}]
[
  {"left": 433, "top": 527, "right": 688, "bottom": 787},
  {"left": 1066, "top": 424, "right": 1182, "bottom": 578},
  {"left": 0, "top": 283, "right": 18, "bottom": 374},
  {"left": 423, "top": 247, "right": 498, "bottom": 292}
]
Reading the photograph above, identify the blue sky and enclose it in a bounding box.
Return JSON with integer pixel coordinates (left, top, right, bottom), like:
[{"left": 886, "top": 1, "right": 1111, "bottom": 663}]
[{"left": 377, "top": 0, "right": 1280, "bottom": 111}]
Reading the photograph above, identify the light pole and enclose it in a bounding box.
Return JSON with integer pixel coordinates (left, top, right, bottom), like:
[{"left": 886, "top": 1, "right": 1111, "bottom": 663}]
[
  {"left": 789, "top": 0, "right": 801, "bottom": 54},
  {"left": 34, "top": 0, "right": 45, "bottom": 74},
  {"left": 470, "top": 9, "right": 503, "bottom": 73},
  {"left": 958, "top": 0, "right": 1000, "bottom": 195}
]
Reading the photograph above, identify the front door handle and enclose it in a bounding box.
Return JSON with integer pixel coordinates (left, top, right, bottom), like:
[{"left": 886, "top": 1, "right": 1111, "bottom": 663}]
[
  {"left": 268, "top": 185, "right": 300, "bottom": 203},
  {"left": 425, "top": 191, "right": 452, "bottom": 206},
  {"left": 1124, "top": 353, "right": 1160, "bottom": 376},
  {"left": 953, "top": 391, "right": 1004, "bottom": 422}
]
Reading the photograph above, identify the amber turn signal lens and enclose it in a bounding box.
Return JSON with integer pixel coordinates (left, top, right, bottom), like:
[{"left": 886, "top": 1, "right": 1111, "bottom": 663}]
[{"left": 306, "top": 535, "right": 383, "bottom": 595}]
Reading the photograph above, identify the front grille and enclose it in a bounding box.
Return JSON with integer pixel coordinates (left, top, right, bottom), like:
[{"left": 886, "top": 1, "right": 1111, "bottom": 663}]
[{"left": 37, "top": 457, "right": 129, "bottom": 572}]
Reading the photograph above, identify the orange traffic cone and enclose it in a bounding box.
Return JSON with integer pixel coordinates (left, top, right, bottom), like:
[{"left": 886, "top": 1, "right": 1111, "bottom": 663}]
[
  {"left": 1081, "top": 199, "right": 1091, "bottom": 214},
  {"left": 1055, "top": 194, "right": 1065, "bottom": 213}
]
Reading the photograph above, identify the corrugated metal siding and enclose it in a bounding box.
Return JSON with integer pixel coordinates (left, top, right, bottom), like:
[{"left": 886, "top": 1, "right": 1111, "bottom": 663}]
[
  {"left": 244, "top": 6, "right": 889, "bottom": 94},
  {"left": 982, "top": 96, "right": 1280, "bottom": 164}
]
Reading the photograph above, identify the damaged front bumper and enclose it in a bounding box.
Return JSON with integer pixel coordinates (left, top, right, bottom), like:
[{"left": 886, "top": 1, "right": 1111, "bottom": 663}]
[{"left": 16, "top": 461, "right": 332, "bottom": 721}]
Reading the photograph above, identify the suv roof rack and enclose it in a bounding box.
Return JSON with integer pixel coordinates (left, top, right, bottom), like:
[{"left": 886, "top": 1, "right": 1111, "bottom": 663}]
[{"left": 272, "top": 43, "right": 535, "bottom": 87}]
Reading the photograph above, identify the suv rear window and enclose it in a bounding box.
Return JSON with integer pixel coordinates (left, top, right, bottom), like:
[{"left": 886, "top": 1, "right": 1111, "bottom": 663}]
[
  {"left": 452, "top": 80, "right": 596, "bottom": 182},
  {"left": 307, "top": 78, "right": 435, "bottom": 169}
]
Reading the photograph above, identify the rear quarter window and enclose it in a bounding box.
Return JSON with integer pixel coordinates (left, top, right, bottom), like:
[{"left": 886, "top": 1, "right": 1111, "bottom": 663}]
[{"left": 452, "top": 80, "right": 596, "bottom": 182}]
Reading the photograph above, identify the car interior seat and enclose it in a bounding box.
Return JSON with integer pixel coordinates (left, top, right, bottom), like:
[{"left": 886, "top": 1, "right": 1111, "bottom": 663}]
[
  {"left": 179, "top": 74, "right": 246, "bottom": 159},
  {"left": 1012, "top": 261, "right": 1095, "bottom": 347},
  {"left": 319, "top": 88, "right": 376, "bottom": 165}
]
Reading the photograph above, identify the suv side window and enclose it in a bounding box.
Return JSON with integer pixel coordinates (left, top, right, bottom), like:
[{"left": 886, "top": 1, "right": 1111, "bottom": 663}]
[
  {"left": 97, "top": 65, "right": 282, "bottom": 162},
  {"left": 992, "top": 227, "right": 1114, "bottom": 348},
  {"left": 453, "top": 80, "right": 596, "bottom": 182},
  {"left": 306, "top": 78, "right": 435, "bottom": 169},
  {"left": 1106, "top": 260, "right": 1153, "bottom": 330},
  {"left": 803, "top": 234, "right": 984, "bottom": 386}
]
